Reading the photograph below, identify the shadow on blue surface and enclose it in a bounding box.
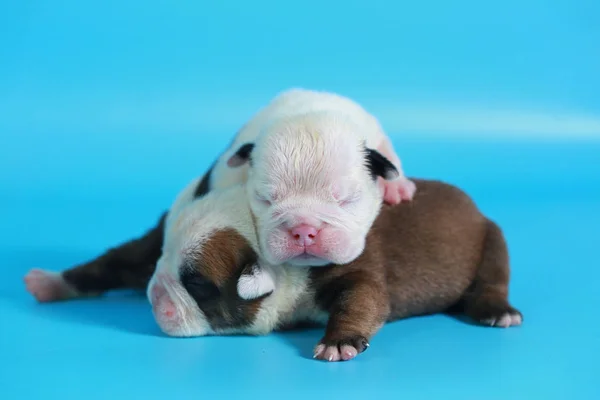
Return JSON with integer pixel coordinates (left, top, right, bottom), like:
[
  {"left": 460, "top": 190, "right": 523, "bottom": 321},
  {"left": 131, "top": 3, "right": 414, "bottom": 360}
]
[{"left": 0, "top": 250, "right": 158, "bottom": 336}]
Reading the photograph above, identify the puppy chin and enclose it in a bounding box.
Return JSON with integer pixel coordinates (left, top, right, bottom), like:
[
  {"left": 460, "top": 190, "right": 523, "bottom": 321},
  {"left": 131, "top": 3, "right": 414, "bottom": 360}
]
[
  {"left": 262, "top": 228, "right": 366, "bottom": 267},
  {"left": 286, "top": 256, "right": 332, "bottom": 267}
]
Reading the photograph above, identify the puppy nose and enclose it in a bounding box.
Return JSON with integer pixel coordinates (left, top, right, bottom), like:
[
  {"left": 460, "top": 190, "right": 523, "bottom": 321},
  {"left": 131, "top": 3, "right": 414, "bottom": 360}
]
[
  {"left": 150, "top": 280, "right": 177, "bottom": 320},
  {"left": 289, "top": 224, "right": 319, "bottom": 246}
]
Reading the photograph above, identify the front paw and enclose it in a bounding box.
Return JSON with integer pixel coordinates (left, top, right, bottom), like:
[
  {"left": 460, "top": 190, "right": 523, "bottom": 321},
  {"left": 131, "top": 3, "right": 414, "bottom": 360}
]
[{"left": 313, "top": 335, "right": 370, "bottom": 362}]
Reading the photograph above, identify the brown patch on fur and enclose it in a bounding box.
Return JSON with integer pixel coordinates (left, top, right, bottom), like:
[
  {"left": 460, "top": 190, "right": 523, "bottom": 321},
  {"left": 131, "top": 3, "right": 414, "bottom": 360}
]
[
  {"left": 183, "top": 228, "right": 266, "bottom": 331},
  {"left": 192, "top": 229, "right": 255, "bottom": 287}
]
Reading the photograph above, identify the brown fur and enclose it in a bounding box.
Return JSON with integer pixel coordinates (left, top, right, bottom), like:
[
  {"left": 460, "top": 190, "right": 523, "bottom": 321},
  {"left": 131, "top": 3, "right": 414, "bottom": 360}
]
[
  {"left": 191, "top": 229, "right": 253, "bottom": 287},
  {"left": 181, "top": 229, "right": 266, "bottom": 331},
  {"left": 308, "top": 179, "right": 521, "bottom": 356}
]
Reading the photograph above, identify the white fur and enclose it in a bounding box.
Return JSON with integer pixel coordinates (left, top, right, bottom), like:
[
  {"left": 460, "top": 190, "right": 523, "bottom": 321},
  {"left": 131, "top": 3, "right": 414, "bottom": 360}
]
[
  {"left": 172, "top": 88, "right": 408, "bottom": 268},
  {"left": 237, "top": 264, "right": 275, "bottom": 300},
  {"left": 244, "top": 90, "right": 395, "bottom": 267},
  {"left": 214, "top": 87, "right": 408, "bottom": 193},
  {"left": 243, "top": 257, "right": 331, "bottom": 335},
  {"left": 147, "top": 88, "right": 410, "bottom": 335},
  {"left": 147, "top": 182, "right": 259, "bottom": 337},
  {"left": 147, "top": 272, "right": 212, "bottom": 337},
  {"left": 148, "top": 183, "right": 326, "bottom": 337}
]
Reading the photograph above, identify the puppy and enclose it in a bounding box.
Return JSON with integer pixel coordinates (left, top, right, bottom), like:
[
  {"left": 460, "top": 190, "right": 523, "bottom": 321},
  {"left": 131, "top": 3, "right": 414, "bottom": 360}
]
[
  {"left": 228, "top": 88, "right": 416, "bottom": 268},
  {"left": 27, "top": 178, "right": 522, "bottom": 363}
]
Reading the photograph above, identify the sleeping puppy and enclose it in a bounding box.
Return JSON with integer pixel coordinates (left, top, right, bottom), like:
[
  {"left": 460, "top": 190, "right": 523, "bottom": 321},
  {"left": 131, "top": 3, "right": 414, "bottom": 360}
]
[
  {"left": 218, "top": 88, "right": 416, "bottom": 268},
  {"left": 27, "top": 178, "right": 523, "bottom": 362}
]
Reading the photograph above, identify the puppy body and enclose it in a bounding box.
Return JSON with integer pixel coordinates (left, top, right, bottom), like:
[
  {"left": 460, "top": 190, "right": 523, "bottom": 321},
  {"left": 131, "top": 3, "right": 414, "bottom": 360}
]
[{"left": 147, "top": 179, "right": 522, "bottom": 361}]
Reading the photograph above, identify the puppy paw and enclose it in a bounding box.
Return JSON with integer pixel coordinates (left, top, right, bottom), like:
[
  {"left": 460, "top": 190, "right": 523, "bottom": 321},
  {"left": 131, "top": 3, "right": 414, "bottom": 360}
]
[
  {"left": 481, "top": 310, "right": 523, "bottom": 328},
  {"left": 313, "top": 335, "right": 370, "bottom": 362},
  {"left": 474, "top": 303, "right": 523, "bottom": 328},
  {"left": 24, "top": 269, "right": 78, "bottom": 302},
  {"left": 381, "top": 178, "right": 416, "bottom": 205}
]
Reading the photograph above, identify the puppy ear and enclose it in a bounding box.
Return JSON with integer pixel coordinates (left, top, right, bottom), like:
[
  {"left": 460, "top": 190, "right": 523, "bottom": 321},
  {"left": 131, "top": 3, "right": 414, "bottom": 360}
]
[
  {"left": 365, "top": 148, "right": 400, "bottom": 181},
  {"left": 237, "top": 263, "right": 274, "bottom": 300},
  {"left": 227, "top": 143, "right": 255, "bottom": 168}
]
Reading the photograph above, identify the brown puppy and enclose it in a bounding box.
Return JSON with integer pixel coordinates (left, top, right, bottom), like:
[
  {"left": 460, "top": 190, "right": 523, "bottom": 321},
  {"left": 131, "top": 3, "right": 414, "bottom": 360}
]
[
  {"left": 306, "top": 179, "right": 522, "bottom": 360},
  {"left": 27, "top": 178, "right": 522, "bottom": 362}
]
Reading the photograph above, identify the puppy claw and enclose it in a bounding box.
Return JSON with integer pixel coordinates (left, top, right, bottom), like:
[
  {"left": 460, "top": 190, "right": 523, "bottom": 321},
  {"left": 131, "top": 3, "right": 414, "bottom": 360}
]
[
  {"left": 313, "top": 335, "right": 369, "bottom": 362},
  {"left": 474, "top": 302, "right": 523, "bottom": 328},
  {"left": 313, "top": 343, "right": 326, "bottom": 359},
  {"left": 482, "top": 312, "right": 522, "bottom": 328},
  {"left": 322, "top": 346, "right": 341, "bottom": 362}
]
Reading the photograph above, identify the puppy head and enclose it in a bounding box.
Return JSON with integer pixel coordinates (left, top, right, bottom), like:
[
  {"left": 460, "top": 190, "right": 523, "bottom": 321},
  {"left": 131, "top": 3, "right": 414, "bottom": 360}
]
[
  {"left": 230, "top": 112, "right": 398, "bottom": 267},
  {"left": 146, "top": 185, "right": 276, "bottom": 337}
]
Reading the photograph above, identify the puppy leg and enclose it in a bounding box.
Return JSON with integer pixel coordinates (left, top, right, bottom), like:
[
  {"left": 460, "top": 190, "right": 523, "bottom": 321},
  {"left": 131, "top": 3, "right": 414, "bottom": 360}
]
[
  {"left": 376, "top": 136, "right": 416, "bottom": 204},
  {"left": 25, "top": 212, "right": 167, "bottom": 302},
  {"left": 313, "top": 272, "right": 390, "bottom": 362},
  {"left": 460, "top": 220, "right": 523, "bottom": 327}
]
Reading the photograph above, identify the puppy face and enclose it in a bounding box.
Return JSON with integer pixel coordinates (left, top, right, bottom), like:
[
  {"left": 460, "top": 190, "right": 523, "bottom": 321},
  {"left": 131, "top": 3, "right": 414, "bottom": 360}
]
[
  {"left": 231, "top": 112, "right": 398, "bottom": 267},
  {"left": 146, "top": 186, "right": 275, "bottom": 337}
]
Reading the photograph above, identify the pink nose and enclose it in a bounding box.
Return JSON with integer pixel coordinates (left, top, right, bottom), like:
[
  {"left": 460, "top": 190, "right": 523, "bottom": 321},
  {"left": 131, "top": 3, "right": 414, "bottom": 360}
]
[
  {"left": 150, "top": 280, "right": 177, "bottom": 320},
  {"left": 290, "top": 224, "right": 319, "bottom": 246}
]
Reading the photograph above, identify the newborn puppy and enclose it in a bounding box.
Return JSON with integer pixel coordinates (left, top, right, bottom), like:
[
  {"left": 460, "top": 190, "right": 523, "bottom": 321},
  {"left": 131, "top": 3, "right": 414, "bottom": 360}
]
[
  {"left": 146, "top": 179, "right": 522, "bottom": 361},
  {"left": 228, "top": 88, "right": 416, "bottom": 268}
]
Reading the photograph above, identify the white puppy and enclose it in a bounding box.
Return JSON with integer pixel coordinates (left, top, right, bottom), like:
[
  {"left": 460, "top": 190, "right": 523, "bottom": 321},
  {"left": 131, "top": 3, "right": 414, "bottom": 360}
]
[{"left": 220, "top": 88, "right": 416, "bottom": 267}]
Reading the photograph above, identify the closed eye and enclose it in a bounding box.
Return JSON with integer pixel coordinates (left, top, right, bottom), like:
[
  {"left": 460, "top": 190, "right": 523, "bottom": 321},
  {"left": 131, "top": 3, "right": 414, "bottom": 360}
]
[
  {"left": 338, "top": 192, "right": 361, "bottom": 207},
  {"left": 180, "top": 271, "right": 220, "bottom": 301},
  {"left": 254, "top": 191, "right": 272, "bottom": 207}
]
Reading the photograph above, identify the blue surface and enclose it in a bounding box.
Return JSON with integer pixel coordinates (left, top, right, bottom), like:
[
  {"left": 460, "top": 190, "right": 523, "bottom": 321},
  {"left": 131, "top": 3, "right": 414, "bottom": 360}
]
[{"left": 1, "top": 0, "right": 600, "bottom": 399}]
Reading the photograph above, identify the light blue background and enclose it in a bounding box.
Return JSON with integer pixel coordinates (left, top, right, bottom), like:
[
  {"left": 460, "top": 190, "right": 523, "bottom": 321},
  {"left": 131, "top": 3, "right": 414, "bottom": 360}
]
[{"left": 1, "top": 1, "right": 599, "bottom": 399}]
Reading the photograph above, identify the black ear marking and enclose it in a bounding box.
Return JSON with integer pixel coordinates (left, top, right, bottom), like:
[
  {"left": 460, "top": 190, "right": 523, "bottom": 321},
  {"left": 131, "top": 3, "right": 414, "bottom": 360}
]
[
  {"left": 227, "top": 143, "right": 255, "bottom": 168},
  {"left": 364, "top": 148, "right": 400, "bottom": 181}
]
